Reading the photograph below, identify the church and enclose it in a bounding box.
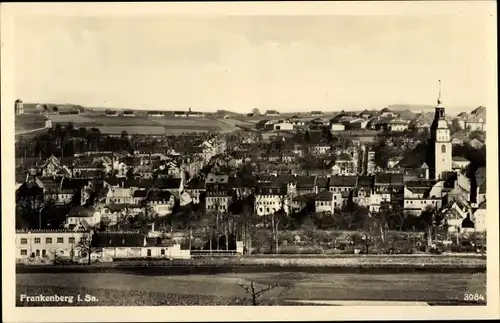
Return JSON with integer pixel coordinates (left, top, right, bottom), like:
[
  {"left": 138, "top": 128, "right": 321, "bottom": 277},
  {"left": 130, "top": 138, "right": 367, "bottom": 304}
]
[{"left": 428, "top": 83, "right": 453, "bottom": 180}]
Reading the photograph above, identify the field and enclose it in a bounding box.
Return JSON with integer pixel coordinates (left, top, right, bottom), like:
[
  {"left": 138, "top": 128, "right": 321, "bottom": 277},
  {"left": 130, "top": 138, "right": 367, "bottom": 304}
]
[
  {"left": 15, "top": 113, "right": 255, "bottom": 135},
  {"left": 16, "top": 271, "right": 486, "bottom": 306},
  {"left": 15, "top": 114, "right": 47, "bottom": 133}
]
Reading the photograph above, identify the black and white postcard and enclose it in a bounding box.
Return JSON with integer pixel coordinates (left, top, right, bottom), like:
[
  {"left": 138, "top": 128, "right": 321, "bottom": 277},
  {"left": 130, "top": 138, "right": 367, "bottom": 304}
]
[{"left": 1, "top": 1, "right": 498, "bottom": 322}]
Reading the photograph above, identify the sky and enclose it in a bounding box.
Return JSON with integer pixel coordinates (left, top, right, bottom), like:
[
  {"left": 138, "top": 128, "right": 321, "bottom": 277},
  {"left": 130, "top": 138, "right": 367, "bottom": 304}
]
[{"left": 13, "top": 14, "right": 496, "bottom": 113}]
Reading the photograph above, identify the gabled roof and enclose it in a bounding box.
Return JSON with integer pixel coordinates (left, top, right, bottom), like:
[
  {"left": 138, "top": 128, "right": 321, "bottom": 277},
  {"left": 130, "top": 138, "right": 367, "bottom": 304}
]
[
  {"left": 329, "top": 176, "right": 357, "bottom": 187},
  {"left": 91, "top": 232, "right": 146, "bottom": 248},
  {"left": 315, "top": 191, "right": 333, "bottom": 201},
  {"left": 452, "top": 156, "right": 470, "bottom": 162},
  {"left": 374, "top": 174, "right": 404, "bottom": 186},
  {"left": 133, "top": 190, "right": 148, "bottom": 198},
  {"left": 67, "top": 206, "right": 95, "bottom": 218},
  {"left": 106, "top": 203, "right": 130, "bottom": 213},
  {"left": 154, "top": 178, "right": 182, "bottom": 190}
]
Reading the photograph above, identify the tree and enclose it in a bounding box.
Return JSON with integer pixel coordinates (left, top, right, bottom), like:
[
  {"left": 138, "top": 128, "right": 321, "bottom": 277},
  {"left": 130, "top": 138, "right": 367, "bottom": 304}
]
[
  {"left": 16, "top": 184, "right": 45, "bottom": 229},
  {"left": 301, "top": 216, "right": 318, "bottom": 246},
  {"left": 238, "top": 281, "right": 279, "bottom": 306},
  {"left": 76, "top": 232, "right": 99, "bottom": 265},
  {"left": 262, "top": 196, "right": 288, "bottom": 254},
  {"left": 420, "top": 205, "right": 445, "bottom": 247},
  {"left": 251, "top": 108, "right": 260, "bottom": 116}
]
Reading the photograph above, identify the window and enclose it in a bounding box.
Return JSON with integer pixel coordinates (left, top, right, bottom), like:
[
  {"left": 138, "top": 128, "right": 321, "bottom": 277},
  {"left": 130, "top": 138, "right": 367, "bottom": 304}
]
[
  {"left": 42, "top": 250, "right": 47, "bottom": 257},
  {"left": 21, "top": 249, "right": 27, "bottom": 256},
  {"left": 57, "top": 237, "right": 64, "bottom": 243},
  {"left": 69, "top": 237, "right": 75, "bottom": 244},
  {"left": 35, "top": 250, "right": 40, "bottom": 257},
  {"left": 46, "top": 238, "right": 52, "bottom": 244},
  {"left": 21, "top": 238, "right": 27, "bottom": 244},
  {"left": 147, "top": 249, "right": 152, "bottom": 257},
  {"left": 161, "top": 249, "right": 165, "bottom": 256},
  {"left": 34, "top": 238, "right": 41, "bottom": 244},
  {"left": 441, "top": 145, "right": 446, "bottom": 153}
]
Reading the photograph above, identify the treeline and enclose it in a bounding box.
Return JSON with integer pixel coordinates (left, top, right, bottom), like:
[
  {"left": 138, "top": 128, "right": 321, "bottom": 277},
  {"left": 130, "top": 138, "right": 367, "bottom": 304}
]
[{"left": 16, "top": 123, "right": 134, "bottom": 159}]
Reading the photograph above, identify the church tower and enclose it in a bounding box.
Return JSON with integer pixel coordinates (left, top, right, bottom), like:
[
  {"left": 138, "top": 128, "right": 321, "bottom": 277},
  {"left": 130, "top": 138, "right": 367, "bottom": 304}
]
[{"left": 430, "top": 80, "right": 452, "bottom": 180}]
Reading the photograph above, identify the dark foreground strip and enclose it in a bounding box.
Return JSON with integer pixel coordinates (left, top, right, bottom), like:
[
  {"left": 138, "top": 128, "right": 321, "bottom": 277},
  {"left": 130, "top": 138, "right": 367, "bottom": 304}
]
[{"left": 16, "top": 265, "right": 486, "bottom": 275}]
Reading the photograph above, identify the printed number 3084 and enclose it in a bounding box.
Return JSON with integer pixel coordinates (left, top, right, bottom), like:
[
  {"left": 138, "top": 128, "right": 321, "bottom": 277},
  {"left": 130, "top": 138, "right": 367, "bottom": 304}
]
[{"left": 464, "top": 294, "right": 485, "bottom": 301}]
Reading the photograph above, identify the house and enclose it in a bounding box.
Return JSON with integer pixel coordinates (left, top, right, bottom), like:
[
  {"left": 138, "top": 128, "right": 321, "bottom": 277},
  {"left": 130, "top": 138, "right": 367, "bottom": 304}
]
[
  {"left": 148, "top": 190, "right": 175, "bottom": 216},
  {"left": 205, "top": 190, "right": 233, "bottom": 213},
  {"left": 123, "top": 110, "right": 135, "bottom": 117},
  {"left": 205, "top": 173, "right": 229, "bottom": 187},
  {"left": 387, "top": 156, "right": 404, "bottom": 169},
  {"left": 328, "top": 176, "right": 357, "bottom": 194},
  {"left": 331, "top": 153, "right": 357, "bottom": 175},
  {"left": 345, "top": 119, "right": 369, "bottom": 130},
  {"left": 475, "top": 167, "right": 486, "bottom": 205},
  {"left": 292, "top": 176, "right": 317, "bottom": 195},
  {"left": 352, "top": 186, "right": 373, "bottom": 209},
  {"left": 290, "top": 194, "right": 312, "bottom": 214},
  {"left": 254, "top": 180, "right": 288, "bottom": 216},
  {"left": 469, "top": 138, "right": 484, "bottom": 149},
  {"left": 39, "top": 156, "right": 72, "bottom": 178},
  {"left": 359, "top": 110, "right": 373, "bottom": 119},
  {"left": 464, "top": 119, "right": 485, "bottom": 132},
  {"left": 16, "top": 229, "right": 86, "bottom": 261},
  {"left": 452, "top": 157, "right": 470, "bottom": 171},
  {"left": 273, "top": 121, "right": 294, "bottom": 131},
  {"left": 153, "top": 177, "right": 183, "bottom": 195},
  {"left": 472, "top": 201, "right": 486, "bottom": 232},
  {"left": 388, "top": 119, "right": 409, "bottom": 132},
  {"left": 403, "top": 180, "right": 444, "bottom": 215},
  {"left": 441, "top": 197, "right": 474, "bottom": 232},
  {"left": 310, "top": 111, "right": 323, "bottom": 117},
  {"left": 380, "top": 107, "right": 398, "bottom": 118},
  {"left": 148, "top": 111, "right": 165, "bottom": 117},
  {"left": 314, "top": 191, "right": 335, "bottom": 214},
  {"left": 309, "top": 144, "right": 331, "bottom": 157},
  {"left": 104, "top": 109, "right": 118, "bottom": 116},
  {"left": 331, "top": 123, "right": 345, "bottom": 131},
  {"left": 185, "top": 178, "right": 206, "bottom": 204},
  {"left": 105, "top": 184, "right": 134, "bottom": 205},
  {"left": 65, "top": 206, "right": 101, "bottom": 229},
  {"left": 451, "top": 133, "right": 469, "bottom": 146},
  {"left": 264, "top": 110, "right": 280, "bottom": 117},
  {"left": 92, "top": 232, "right": 191, "bottom": 260}
]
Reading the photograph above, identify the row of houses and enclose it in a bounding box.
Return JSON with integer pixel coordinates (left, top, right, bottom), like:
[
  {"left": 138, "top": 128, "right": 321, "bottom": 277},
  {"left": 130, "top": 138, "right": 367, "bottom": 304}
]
[{"left": 15, "top": 230, "right": 191, "bottom": 262}]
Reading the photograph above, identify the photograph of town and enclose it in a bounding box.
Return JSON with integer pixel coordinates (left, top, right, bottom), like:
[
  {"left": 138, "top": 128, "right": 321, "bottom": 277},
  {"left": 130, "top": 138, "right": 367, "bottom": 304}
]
[{"left": 11, "top": 8, "right": 492, "bottom": 309}]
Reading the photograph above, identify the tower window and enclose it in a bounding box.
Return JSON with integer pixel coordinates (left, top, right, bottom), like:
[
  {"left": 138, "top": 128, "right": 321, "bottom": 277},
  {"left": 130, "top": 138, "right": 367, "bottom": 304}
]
[{"left": 441, "top": 145, "right": 446, "bottom": 153}]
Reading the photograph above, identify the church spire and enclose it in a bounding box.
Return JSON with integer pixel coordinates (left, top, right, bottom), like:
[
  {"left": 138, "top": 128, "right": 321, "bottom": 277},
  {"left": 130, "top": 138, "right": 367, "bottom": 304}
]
[{"left": 437, "top": 80, "right": 442, "bottom": 106}]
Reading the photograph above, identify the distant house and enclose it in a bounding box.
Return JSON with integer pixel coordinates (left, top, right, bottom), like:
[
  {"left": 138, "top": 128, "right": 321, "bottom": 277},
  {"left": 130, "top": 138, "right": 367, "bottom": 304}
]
[
  {"left": 465, "top": 119, "right": 485, "bottom": 132},
  {"left": 452, "top": 156, "right": 470, "bottom": 171},
  {"left": 187, "top": 111, "right": 204, "bottom": 117},
  {"left": 359, "top": 110, "right": 372, "bottom": 119},
  {"left": 451, "top": 133, "right": 469, "bottom": 146},
  {"left": 380, "top": 107, "right": 398, "bottom": 118},
  {"left": 264, "top": 110, "right": 280, "bottom": 117},
  {"left": 273, "top": 121, "right": 294, "bottom": 131},
  {"left": 171, "top": 111, "right": 185, "bottom": 117},
  {"left": 148, "top": 111, "right": 164, "bottom": 117},
  {"left": 310, "top": 111, "right": 323, "bottom": 117},
  {"left": 470, "top": 138, "right": 484, "bottom": 149},
  {"left": 388, "top": 119, "right": 409, "bottom": 132},
  {"left": 331, "top": 123, "right": 345, "bottom": 131},
  {"left": 15, "top": 99, "right": 24, "bottom": 115},
  {"left": 104, "top": 109, "right": 118, "bottom": 116},
  {"left": 123, "top": 110, "right": 135, "bottom": 117}
]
